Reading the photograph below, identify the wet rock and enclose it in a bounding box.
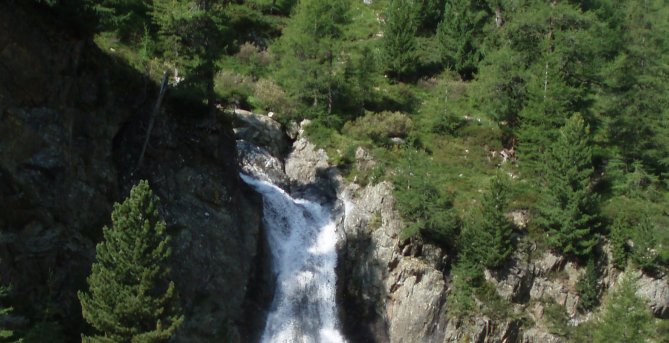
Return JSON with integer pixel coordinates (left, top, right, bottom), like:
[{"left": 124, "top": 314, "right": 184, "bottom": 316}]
[
  {"left": 232, "top": 109, "right": 288, "bottom": 157},
  {"left": 236, "top": 140, "right": 289, "bottom": 188}
]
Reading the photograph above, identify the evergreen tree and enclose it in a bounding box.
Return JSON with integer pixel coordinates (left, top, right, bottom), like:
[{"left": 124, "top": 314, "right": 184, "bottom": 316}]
[
  {"left": 538, "top": 113, "right": 599, "bottom": 257},
  {"left": 78, "top": 181, "right": 183, "bottom": 343},
  {"left": 152, "top": 0, "right": 229, "bottom": 111},
  {"left": 600, "top": 0, "right": 669, "bottom": 175},
  {"left": 273, "top": 0, "right": 352, "bottom": 114},
  {"left": 515, "top": 1, "right": 600, "bottom": 174},
  {"left": 576, "top": 257, "right": 600, "bottom": 311},
  {"left": 383, "top": 0, "right": 418, "bottom": 81},
  {"left": 461, "top": 173, "right": 514, "bottom": 269},
  {"left": 593, "top": 273, "right": 653, "bottom": 343},
  {"left": 610, "top": 214, "right": 630, "bottom": 270},
  {"left": 437, "top": 0, "right": 491, "bottom": 79}
]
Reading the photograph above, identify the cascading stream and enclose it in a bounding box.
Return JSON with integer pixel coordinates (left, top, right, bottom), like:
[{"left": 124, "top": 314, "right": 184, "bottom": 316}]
[{"left": 240, "top": 174, "right": 346, "bottom": 343}]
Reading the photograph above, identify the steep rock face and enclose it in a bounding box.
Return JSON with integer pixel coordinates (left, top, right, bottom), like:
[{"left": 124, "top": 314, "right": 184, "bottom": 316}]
[{"left": 0, "top": 4, "right": 262, "bottom": 341}]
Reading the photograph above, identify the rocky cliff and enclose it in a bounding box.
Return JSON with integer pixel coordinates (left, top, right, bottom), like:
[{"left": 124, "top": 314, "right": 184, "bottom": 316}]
[
  {"left": 0, "top": 4, "right": 263, "bottom": 341},
  {"left": 235, "top": 111, "right": 669, "bottom": 343}
]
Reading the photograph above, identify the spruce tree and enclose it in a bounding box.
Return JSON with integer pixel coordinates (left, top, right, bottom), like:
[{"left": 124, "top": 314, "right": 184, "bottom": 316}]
[
  {"left": 383, "top": 0, "right": 418, "bottom": 81},
  {"left": 461, "top": 173, "right": 514, "bottom": 269},
  {"left": 78, "top": 180, "right": 183, "bottom": 343},
  {"left": 538, "top": 113, "right": 599, "bottom": 258}
]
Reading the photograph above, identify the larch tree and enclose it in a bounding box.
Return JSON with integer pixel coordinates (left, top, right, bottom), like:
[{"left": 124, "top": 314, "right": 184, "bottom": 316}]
[
  {"left": 600, "top": 0, "right": 669, "bottom": 176},
  {"left": 537, "top": 113, "right": 599, "bottom": 258},
  {"left": 461, "top": 173, "right": 515, "bottom": 269},
  {"left": 436, "top": 0, "right": 490, "bottom": 79},
  {"left": 152, "top": 0, "right": 229, "bottom": 112},
  {"left": 273, "top": 0, "right": 352, "bottom": 114},
  {"left": 78, "top": 180, "right": 183, "bottom": 343},
  {"left": 593, "top": 273, "right": 653, "bottom": 343},
  {"left": 383, "top": 0, "right": 419, "bottom": 81}
]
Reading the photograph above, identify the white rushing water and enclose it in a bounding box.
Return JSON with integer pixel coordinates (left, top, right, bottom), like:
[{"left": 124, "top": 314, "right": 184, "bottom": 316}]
[{"left": 240, "top": 174, "right": 346, "bottom": 343}]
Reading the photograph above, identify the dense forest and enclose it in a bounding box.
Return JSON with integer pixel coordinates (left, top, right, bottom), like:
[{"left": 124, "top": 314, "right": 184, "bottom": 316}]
[{"left": 2, "top": 0, "right": 669, "bottom": 341}]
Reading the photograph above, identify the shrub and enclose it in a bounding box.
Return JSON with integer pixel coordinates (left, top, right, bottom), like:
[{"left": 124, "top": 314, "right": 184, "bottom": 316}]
[
  {"left": 343, "top": 111, "right": 413, "bottom": 145},
  {"left": 250, "top": 78, "right": 295, "bottom": 116}
]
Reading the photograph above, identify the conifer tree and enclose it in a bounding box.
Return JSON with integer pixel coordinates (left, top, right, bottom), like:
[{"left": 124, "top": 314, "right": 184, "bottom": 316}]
[
  {"left": 593, "top": 273, "right": 653, "bottom": 343},
  {"left": 461, "top": 173, "right": 514, "bottom": 269},
  {"left": 576, "top": 257, "right": 600, "bottom": 311},
  {"left": 610, "top": 215, "right": 630, "bottom": 269},
  {"left": 78, "top": 180, "right": 183, "bottom": 343},
  {"left": 437, "top": 0, "right": 490, "bottom": 79},
  {"left": 273, "top": 0, "right": 352, "bottom": 114},
  {"left": 152, "top": 0, "right": 228, "bottom": 111},
  {"left": 601, "top": 0, "right": 669, "bottom": 175},
  {"left": 538, "top": 113, "right": 599, "bottom": 257},
  {"left": 383, "top": 0, "right": 418, "bottom": 81}
]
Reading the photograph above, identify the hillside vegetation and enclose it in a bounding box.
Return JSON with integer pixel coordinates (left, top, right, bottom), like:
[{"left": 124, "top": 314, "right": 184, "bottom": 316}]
[{"left": 15, "top": 0, "right": 669, "bottom": 341}]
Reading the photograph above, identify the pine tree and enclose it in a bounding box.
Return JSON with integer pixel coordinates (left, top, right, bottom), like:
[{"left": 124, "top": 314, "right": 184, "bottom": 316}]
[
  {"left": 538, "top": 113, "right": 599, "bottom": 257},
  {"left": 78, "top": 180, "right": 183, "bottom": 343},
  {"left": 461, "top": 173, "right": 514, "bottom": 269},
  {"left": 593, "top": 273, "right": 653, "bottom": 343},
  {"left": 383, "top": 0, "right": 418, "bottom": 81}
]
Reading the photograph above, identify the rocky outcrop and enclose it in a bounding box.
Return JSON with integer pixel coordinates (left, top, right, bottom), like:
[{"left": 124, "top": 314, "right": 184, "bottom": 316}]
[
  {"left": 0, "top": 4, "right": 263, "bottom": 342},
  {"left": 232, "top": 109, "right": 288, "bottom": 157}
]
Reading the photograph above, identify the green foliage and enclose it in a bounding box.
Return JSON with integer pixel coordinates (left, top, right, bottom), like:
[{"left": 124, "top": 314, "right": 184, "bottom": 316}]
[
  {"left": 273, "top": 0, "right": 352, "bottom": 114},
  {"left": 78, "top": 181, "right": 183, "bottom": 343},
  {"left": 0, "top": 286, "right": 17, "bottom": 342},
  {"left": 460, "top": 173, "right": 514, "bottom": 269},
  {"left": 470, "top": 46, "right": 526, "bottom": 134},
  {"left": 393, "top": 149, "right": 461, "bottom": 247},
  {"left": 600, "top": 0, "right": 669, "bottom": 176},
  {"left": 629, "top": 217, "right": 658, "bottom": 272},
  {"left": 437, "top": 0, "right": 490, "bottom": 79},
  {"left": 383, "top": 0, "right": 419, "bottom": 81},
  {"left": 592, "top": 273, "right": 653, "bottom": 343},
  {"left": 23, "top": 322, "right": 66, "bottom": 343},
  {"left": 576, "top": 257, "right": 600, "bottom": 312},
  {"left": 342, "top": 111, "right": 413, "bottom": 145},
  {"left": 610, "top": 214, "right": 630, "bottom": 269},
  {"left": 543, "top": 300, "right": 572, "bottom": 338},
  {"left": 447, "top": 260, "right": 482, "bottom": 318},
  {"left": 537, "top": 113, "right": 599, "bottom": 258},
  {"left": 152, "top": 0, "right": 229, "bottom": 108}
]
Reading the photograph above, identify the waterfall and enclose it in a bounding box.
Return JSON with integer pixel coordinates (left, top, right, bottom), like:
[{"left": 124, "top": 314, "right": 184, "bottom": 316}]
[{"left": 240, "top": 174, "right": 346, "bottom": 343}]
